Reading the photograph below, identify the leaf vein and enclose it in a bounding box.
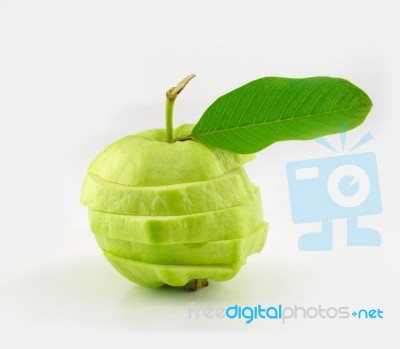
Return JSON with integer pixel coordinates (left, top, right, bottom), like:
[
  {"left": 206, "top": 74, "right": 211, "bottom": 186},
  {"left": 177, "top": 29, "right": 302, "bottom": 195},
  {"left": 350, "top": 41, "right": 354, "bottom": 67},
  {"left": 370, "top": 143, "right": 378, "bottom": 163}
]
[
  {"left": 309, "top": 82, "right": 349, "bottom": 114},
  {"left": 329, "top": 90, "right": 354, "bottom": 111},
  {"left": 235, "top": 81, "right": 265, "bottom": 127},
  {"left": 251, "top": 79, "right": 282, "bottom": 125},
  {"left": 222, "top": 82, "right": 254, "bottom": 131},
  {"left": 263, "top": 80, "right": 297, "bottom": 123},
  {"left": 290, "top": 80, "right": 328, "bottom": 118}
]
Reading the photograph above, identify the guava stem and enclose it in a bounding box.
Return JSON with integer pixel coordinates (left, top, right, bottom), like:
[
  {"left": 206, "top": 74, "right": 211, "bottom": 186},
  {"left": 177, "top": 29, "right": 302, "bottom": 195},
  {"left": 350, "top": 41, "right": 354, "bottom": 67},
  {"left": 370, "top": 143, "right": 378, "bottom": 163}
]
[
  {"left": 165, "top": 74, "right": 196, "bottom": 143},
  {"left": 184, "top": 279, "right": 209, "bottom": 292},
  {"left": 165, "top": 99, "right": 175, "bottom": 143}
]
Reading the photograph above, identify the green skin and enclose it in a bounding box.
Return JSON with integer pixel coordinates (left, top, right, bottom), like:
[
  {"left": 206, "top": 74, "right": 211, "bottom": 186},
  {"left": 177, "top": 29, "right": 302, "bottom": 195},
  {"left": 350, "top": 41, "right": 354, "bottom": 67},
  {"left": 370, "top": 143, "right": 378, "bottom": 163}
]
[
  {"left": 87, "top": 124, "right": 254, "bottom": 187},
  {"left": 88, "top": 187, "right": 263, "bottom": 244},
  {"left": 95, "top": 222, "right": 267, "bottom": 265},
  {"left": 103, "top": 252, "right": 246, "bottom": 288},
  {"left": 81, "top": 77, "right": 268, "bottom": 289},
  {"left": 82, "top": 167, "right": 254, "bottom": 216}
]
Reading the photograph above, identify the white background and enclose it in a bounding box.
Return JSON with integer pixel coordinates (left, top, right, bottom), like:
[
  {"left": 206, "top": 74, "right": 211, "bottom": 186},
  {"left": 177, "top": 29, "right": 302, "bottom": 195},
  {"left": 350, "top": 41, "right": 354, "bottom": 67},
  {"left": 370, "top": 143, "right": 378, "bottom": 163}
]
[{"left": 1, "top": 0, "right": 399, "bottom": 347}]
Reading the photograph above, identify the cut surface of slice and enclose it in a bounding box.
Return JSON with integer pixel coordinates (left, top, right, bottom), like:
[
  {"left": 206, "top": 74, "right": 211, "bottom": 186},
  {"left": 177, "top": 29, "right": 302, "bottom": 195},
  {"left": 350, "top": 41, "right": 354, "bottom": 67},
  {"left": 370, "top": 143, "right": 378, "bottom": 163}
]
[
  {"left": 103, "top": 251, "right": 246, "bottom": 288},
  {"left": 81, "top": 168, "right": 255, "bottom": 216},
  {"left": 95, "top": 222, "right": 268, "bottom": 265},
  {"left": 89, "top": 188, "right": 263, "bottom": 244}
]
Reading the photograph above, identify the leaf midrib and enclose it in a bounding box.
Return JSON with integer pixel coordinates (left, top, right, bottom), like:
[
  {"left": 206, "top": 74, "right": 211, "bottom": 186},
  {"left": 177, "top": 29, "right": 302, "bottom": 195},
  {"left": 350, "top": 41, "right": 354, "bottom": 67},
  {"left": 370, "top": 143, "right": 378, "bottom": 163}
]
[{"left": 193, "top": 104, "right": 369, "bottom": 137}]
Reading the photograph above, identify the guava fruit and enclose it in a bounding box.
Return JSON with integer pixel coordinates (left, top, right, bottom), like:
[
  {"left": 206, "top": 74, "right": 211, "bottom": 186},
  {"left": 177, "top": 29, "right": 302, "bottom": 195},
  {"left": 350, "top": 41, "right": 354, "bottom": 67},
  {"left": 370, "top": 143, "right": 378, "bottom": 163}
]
[{"left": 81, "top": 122, "right": 267, "bottom": 289}]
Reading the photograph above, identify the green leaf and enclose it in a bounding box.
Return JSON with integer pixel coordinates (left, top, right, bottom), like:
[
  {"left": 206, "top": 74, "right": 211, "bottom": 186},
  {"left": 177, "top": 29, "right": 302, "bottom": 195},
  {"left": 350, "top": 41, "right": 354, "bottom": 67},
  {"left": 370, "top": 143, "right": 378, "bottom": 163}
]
[{"left": 191, "top": 77, "right": 372, "bottom": 154}]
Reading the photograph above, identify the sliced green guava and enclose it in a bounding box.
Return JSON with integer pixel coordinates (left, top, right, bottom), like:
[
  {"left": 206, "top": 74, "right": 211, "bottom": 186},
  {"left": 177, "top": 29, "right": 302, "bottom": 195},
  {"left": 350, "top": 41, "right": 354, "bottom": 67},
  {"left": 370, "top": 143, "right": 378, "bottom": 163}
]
[
  {"left": 82, "top": 123, "right": 267, "bottom": 288},
  {"left": 95, "top": 222, "right": 268, "bottom": 265},
  {"left": 103, "top": 251, "right": 246, "bottom": 288},
  {"left": 89, "top": 188, "right": 263, "bottom": 244},
  {"left": 81, "top": 167, "right": 255, "bottom": 216},
  {"left": 87, "top": 124, "right": 255, "bottom": 187}
]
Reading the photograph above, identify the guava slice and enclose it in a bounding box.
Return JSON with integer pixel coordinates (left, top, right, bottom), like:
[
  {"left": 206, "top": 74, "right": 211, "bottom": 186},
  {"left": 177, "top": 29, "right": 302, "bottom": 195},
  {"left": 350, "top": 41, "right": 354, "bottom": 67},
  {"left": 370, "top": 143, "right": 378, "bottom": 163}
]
[
  {"left": 87, "top": 124, "right": 256, "bottom": 187},
  {"left": 103, "top": 251, "right": 246, "bottom": 288},
  {"left": 95, "top": 222, "right": 268, "bottom": 265},
  {"left": 81, "top": 168, "right": 255, "bottom": 216},
  {"left": 89, "top": 188, "right": 263, "bottom": 244}
]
